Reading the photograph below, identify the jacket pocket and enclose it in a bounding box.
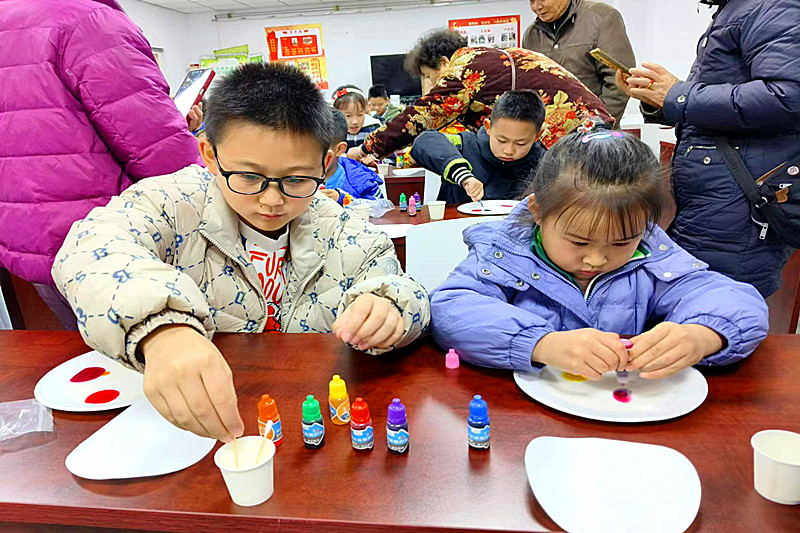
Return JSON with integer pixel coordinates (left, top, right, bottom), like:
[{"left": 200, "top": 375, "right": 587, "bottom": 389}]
[{"left": 673, "top": 144, "right": 739, "bottom": 202}]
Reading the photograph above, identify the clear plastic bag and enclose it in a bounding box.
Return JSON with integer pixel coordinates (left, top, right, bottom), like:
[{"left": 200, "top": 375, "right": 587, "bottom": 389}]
[
  {"left": 0, "top": 399, "right": 53, "bottom": 441},
  {"left": 350, "top": 198, "right": 396, "bottom": 218}
]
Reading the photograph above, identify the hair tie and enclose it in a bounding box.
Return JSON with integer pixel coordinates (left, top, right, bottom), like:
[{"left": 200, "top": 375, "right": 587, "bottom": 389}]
[
  {"left": 581, "top": 131, "right": 625, "bottom": 143},
  {"left": 332, "top": 87, "right": 366, "bottom": 102}
]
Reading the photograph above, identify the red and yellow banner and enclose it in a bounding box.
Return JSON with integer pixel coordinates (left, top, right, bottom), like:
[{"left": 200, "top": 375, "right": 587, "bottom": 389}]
[{"left": 265, "top": 24, "right": 329, "bottom": 89}]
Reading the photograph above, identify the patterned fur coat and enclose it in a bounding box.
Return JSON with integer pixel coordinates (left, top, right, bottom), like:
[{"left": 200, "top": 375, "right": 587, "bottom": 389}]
[{"left": 52, "top": 166, "right": 430, "bottom": 370}]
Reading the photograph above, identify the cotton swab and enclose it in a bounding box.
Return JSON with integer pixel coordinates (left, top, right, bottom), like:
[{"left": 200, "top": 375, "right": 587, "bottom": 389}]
[
  {"left": 233, "top": 436, "right": 239, "bottom": 468},
  {"left": 255, "top": 420, "right": 274, "bottom": 465}
]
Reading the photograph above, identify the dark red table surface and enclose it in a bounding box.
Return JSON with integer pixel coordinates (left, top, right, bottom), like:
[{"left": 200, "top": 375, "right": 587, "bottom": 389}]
[{"left": 0, "top": 331, "right": 798, "bottom": 532}]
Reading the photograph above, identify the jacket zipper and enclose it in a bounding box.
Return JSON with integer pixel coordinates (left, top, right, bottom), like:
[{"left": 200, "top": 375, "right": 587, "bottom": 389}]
[
  {"left": 284, "top": 258, "right": 326, "bottom": 330},
  {"left": 684, "top": 144, "right": 717, "bottom": 156},
  {"left": 200, "top": 229, "right": 268, "bottom": 333}
]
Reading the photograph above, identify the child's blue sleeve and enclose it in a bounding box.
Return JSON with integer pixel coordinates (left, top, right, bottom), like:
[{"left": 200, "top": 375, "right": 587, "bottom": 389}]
[{"left": 431, "top": 245, "right": 553, "bottom": 372}]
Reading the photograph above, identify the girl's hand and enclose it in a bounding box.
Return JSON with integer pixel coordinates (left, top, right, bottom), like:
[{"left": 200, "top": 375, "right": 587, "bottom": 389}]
[
  {"left": 532, "top": 329, "right": 629, "bottom": 380},
  {"left": 141, "top": 324, "right": 244, "bottom": 442},
  {"left": 628, "top": 322, "right": 725, "bottom": 379},
  {"left": 620, "top": 62, "right": 680, "bottom": 109},
  {"left": 186, "top": 102, "right": 203, "bottom": 132},
  {"left": 462, "top": 177, "right": 485, "bottom": 201},
  {"left": 333, "top": 294, "right": 404, "bottom": 351}
]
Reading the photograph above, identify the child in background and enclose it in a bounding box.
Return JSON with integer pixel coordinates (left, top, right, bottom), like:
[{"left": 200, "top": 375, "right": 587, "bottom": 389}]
[
  {"left": 367, "top": 84, "right": 402, "bottom": 124},
  {"left": 53, "top": 63, "right": 430, "bottom": 443},
  {"left": 411, "top": 90, "right": 546, "bottom": 204},
  {"left": 431, "top": 129, "right": 768, "bottom": 380},
  {"left": 332, "top": 85, "right": 382, "bottom": 151},
  {"left": 321, "top": 109, "right": 384, "bottom": 205}
]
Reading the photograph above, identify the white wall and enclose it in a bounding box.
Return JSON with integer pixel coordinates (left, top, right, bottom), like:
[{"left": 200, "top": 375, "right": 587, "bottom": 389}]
[
  {"left": 119, "top": 0, "right": 717, "bottom": 102},
  {"left": 118, "top": 0, "right": 188, "bottom": 91}
]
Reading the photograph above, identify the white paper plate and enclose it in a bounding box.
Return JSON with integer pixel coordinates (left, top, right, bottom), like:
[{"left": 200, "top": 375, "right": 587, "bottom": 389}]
[
  {"left": 66, "top": 397, "right": 216, "bottom": 480},
  {"left": 34, "top": 350, "right": 144, "bottom": 412},
  {"left": 392, "top": 167, "right": 425, "bottom": 176},
  {"left": 457, "top": 200, "right": 518, "bottom": 215},
  {"left": 525, "top": 436, "right": 701, "bottom": 533},
  {"left": 514, "top": 366, "right": 708, "bottom": 423}
]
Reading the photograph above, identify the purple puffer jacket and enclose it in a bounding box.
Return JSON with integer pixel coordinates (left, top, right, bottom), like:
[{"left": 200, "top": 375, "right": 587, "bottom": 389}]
[
  {"left": 0, "top": 0, "right": 202, "bottom": 284},
  {"left": 430, "top": 201, "right": 769, "bottom": 373}
]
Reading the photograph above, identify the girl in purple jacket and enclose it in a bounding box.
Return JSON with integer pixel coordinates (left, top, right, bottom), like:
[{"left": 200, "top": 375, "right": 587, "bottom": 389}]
[{"left": 431, "top": 129, "right": 768, "bottom": 381}]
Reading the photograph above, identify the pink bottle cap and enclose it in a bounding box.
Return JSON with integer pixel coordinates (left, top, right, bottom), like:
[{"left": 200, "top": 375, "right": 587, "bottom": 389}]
[
  {"left": 445, "top": 348, "right": 460, "bottom": 369},
  {"left": 620, "top": 339, "right": 633, "bottom": 350}
]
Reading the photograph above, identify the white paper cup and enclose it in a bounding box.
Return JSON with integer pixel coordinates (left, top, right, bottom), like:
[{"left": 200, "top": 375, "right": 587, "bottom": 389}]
[
  {"left": 751, "top": 429, "right": 800, "bottom": 505},
  {"left": 427, "top": 200, "right": 446, "bottom": 220},
  {"left": 377, "top": 163, "right": 389, "bottom": 176},
  {"left": 351, "top": 204, "right": 371, "bottom": 220},
  {"left": 215, "top": 436, "right": 276, "bottom": 507}
]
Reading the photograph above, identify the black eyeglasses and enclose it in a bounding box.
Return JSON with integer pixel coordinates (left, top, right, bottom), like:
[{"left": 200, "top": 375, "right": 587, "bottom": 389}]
[{"left": 213, "top": 146, "right": 325, "bottom": 198}]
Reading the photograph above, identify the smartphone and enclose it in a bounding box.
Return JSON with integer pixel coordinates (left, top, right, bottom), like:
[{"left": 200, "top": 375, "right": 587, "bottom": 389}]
[
  {"left": 173, "top": 68, "right": 215, "bottom": 119},
  {"left": 589, "top": 48, "right": 631, "bottom": 75}
]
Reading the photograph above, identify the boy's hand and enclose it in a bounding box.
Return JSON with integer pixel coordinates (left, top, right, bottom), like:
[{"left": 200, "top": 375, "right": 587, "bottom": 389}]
[
  {"left": 333, "top": 294, "right": 404, "bottom": 351},
  {"left": 627, "top": 322, "right": 724, "bottom": 379},
  {"left": 532, "top": 329, "right": 629, "bottom": 380},
  {"left": 140, "top": 324, "right": 244, "bottom": 442},
  {"left": 320, "top": 188, "right": 340, "bottom": 202},
  {"left": 462, "top": 177, "right": 485, "bottom": 201}
]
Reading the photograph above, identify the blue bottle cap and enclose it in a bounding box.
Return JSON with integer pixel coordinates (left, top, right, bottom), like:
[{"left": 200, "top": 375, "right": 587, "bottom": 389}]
[{"left": 469, "top": 394, "right": 488, "bottom": 423}]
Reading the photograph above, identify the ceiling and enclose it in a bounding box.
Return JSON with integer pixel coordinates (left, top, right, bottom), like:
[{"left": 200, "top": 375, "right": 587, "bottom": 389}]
[{"left": 140, "top": 0, "right": 470, "bottom": 15}]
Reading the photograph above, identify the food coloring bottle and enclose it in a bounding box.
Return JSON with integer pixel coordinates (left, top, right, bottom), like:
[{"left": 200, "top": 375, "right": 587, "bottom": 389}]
[
  {"left": 301, "top": 395, "right": 325, "bottom": 449},
  {"left": 328, "top": 374, "right": 351, "bottom": 425},
  {"left": 413, "top": 192, "right": 421, "bottom": 204},
  {"left": 257, "top": 394, "right": 283, "bottom": 447},
  {"left": 386, "top": 398, "right": 409, "bottom": 454},
  {"left": 408, "top": 196, "right": 417, "bottom": 216},
  {"left": 399, "top": 193, "right": 408, "bottom": 212},
  {"left": 396, "top": 153, "right": 404, "bottom": 168},
  {"left": 350, "top": 397, "right": 374, "bottom": 451},
  {"left": 467, "top": 395, "right": 490, "bottom": 450}
]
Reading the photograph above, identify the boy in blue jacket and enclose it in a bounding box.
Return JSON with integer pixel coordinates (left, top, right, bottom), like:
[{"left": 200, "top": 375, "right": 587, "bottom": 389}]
[
  {"left": 321, "top": 108, "right": 384, "bottom": 205},
  {"left": 411, "top": 90, "right": 546, "bottom": 204}
]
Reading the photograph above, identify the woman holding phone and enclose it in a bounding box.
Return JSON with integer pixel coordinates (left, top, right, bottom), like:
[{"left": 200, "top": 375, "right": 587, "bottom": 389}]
[
  {"left": 617, "top": 0, "right": 800, "bottom": 297},
  {"left": 0, "top": 0, "right": 203, "bottom": 328}
]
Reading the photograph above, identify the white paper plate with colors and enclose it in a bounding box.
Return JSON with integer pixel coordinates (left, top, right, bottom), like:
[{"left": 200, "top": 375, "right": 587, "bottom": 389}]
[
  {"left": 34, "top": 350, "right": 144, "bottom": 412},
  {"left": 513, "top": 366, "right": 708, "bottom": 423},
  {"left": 525, "top": 436, "right": 701, "bottom": 533},
  {"left": 457, "top": 200, "right": 518, "bottom": 215}
]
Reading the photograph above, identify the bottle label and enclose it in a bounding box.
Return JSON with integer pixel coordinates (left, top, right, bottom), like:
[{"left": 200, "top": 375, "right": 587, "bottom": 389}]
[
  {"left": 387, "top": 427, "right": 409, "bottom": 452},
  {"left": 259, "top": 418, "right": 283, "bottom": 442},
  {"left": 302, "top": 421, "right": 324, "bottom": 445},
  {"left": 351, "top": 426, "right": 374, "bottom": 450},
  {"left": 329, "top": 398, "right": 351, "bottom": 423},
  {"left": 468, "top": 424, "right": 490, "bottom": 449}
]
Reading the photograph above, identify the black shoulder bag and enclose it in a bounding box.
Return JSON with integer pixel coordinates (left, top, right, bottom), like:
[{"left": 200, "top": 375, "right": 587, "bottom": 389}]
[{"left": 713, "top": 137, "right": 800, "bottom": 248}]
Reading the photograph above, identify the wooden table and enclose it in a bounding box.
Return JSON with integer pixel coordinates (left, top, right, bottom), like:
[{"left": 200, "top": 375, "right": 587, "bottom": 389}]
[
  {"left": 0, "top": 331, "right": 798, "bottom": 532},
  {"left": 370, "top": 205, "right": 472, "bottom": 268}
]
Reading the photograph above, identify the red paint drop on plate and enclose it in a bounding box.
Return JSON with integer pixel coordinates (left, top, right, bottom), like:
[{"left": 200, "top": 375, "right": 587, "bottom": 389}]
[
  {"left": 85, "top": 390, "right": 120, "bottom": 404},
  {"left": 472, "top": 209, "right": 483, "bottom": 212},
  {"left": 70, "top": 367, "right": 108, "bottom": 383},
  {"left": 501, "top": 204, "right": 514, "bottom": 208},
  {"left": 613, "top": 388, "right": 631, "bottom": 403}
]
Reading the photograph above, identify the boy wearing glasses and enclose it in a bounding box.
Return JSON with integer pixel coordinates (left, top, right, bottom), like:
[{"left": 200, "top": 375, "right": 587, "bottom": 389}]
[{"left": 52, "top": 63, "right": 430, "bottom": 442}]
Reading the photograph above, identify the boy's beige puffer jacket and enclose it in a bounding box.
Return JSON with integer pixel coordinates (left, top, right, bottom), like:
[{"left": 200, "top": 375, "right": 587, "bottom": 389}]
[{"left": 52, "top": 166, "right": 430, "bottom": 370}]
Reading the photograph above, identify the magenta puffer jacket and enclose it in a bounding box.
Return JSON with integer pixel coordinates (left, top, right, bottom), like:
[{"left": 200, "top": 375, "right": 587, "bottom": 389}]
[{"left": 0, "top": 0, "right": 202, "bottom": 284}]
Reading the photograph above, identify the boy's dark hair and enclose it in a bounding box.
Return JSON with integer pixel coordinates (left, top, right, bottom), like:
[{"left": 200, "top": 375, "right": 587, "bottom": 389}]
[
  {"left": 492, "top": 90, "right": 546, "bottom": 131},
  {"left": 330, "top": 108, "right": 348, "bottom": 145},
  {"left": 368, "top": 84, "right": 389, "bottom": 99},
  {"left": 332, "top": 84, "right": 367, "bottom": 112},
  {"left": 522, "top": 126, "right": 666, "bottom": 239},
  {"left": 204, "top": 62, "right": 332, "bottom": 154},
  {"left": 404, "top": 29, "right": 468, "bottom": 77}
]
